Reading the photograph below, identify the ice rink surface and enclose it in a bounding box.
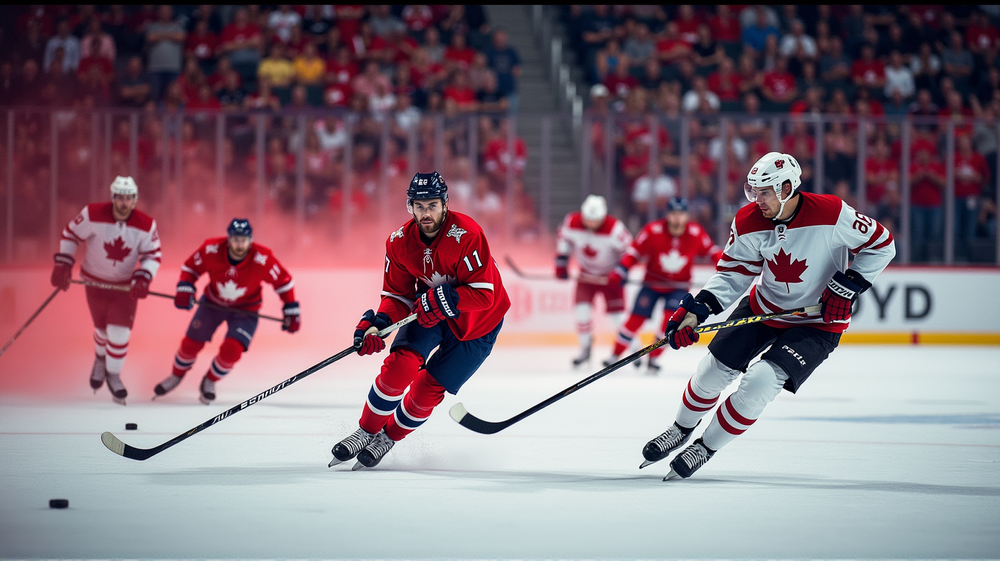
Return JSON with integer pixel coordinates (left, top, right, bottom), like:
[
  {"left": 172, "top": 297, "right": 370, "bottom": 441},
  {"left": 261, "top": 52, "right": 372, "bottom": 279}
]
[{"left": 1, "top": 342, "right": 998, "bottom": 560}]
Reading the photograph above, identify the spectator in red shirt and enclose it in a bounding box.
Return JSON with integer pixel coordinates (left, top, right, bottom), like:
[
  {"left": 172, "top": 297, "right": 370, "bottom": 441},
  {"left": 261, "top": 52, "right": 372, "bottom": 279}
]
[
  {"left": 603, "top": 59, "right": 639, "bottom": 100},
  {"left": 619, "top": 135, "right": 651, "bottom": 194},
  {"left": 707, "top": 57, "right": 742, "bottom": 104},
  {"left": 325, "top": 46, "right": 359, "bottom": 86},
  {"left": 851, "top": 44, "right": 885, "bottom": 97},
  {"left": 187, "top": 82, "right": 222, "bottom": 111},
  {"left": 709, "top": 4, "right": 741, "bottom": 44},
  {"left": 207, "top": 57, "right": 240, "bottom": 94},
  {"left": 760, "top": 56, "right": 798, "bottom": 112},
  {"left": 864, "top": 137, "right": 899, "bottom": 214},
  {"left": 937, "top": 90, "right": 975, "bottom": 137},
  {"left": 401, "top": 5, "right": 435, "bottom": 36},
  {"left": 954, "top": 134, "right": 990, "bottom": 249},
  {"left": 909, "top": 146, "right": 946, "bottom": 262},
  {"left": 656, "top": 21, "right": 692, "bottom": 65},
  {"left": 789, "top": 85, "right": 825, "bottom": 116},
  {"left": 965, "top": 11, "right": 999, "bottom": 56},
  {"left": 443, "top": 70, "right": 478, "bottom": 112},
  {"left": 185, "top": 19, "right": 218, "bottom": 69},
  {"left": 482, "top": 118, "right": 528, "bottom": 190},
  {"left": 323, "top": 80, "right": 352, "bottom": 108},
  {"left": 444, "top": 33, "right": 477, "bottom": 72},
  {"left": 674, "top": 4, "right": 703, "bottom": 45},
  {"left": 77, "top": 36, "right": 114, "bottom": 85},
  {"left": 334, "top": 5, "right": 366, "bottom": 42},
  {"left": 220, "top": 7, "right": 264, "bottom": 68},
  {"left": 176, "top": 58, "right": 206, "bottom": 104}
]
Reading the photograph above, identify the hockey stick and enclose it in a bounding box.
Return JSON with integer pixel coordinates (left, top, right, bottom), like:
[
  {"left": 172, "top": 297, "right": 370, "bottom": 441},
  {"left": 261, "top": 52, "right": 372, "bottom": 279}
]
[
  {"left": 504, "top": 255, "right": 653, "bottom": 287},
  {"left": 449, "top": 304, "right": 823, "bottom": 435},
  {"left": 0, "top": 287, "right": 61, "bottom": 358},
  {"left": 101, "top": 313, "right": 417, "bottom": 460},
  {"left": 71, "top": 279, "right": 283, "bottom": 322}
]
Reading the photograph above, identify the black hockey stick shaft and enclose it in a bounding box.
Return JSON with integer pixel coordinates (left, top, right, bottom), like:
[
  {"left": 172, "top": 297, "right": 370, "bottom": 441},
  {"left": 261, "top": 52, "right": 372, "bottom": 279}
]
[
  {"left": 449, "top": 304, "right": 822, "bottom": 434},
  {"left": 72, "top": 279, "right": 283, "bottom": 322},
  {"left": 0, "top": 287, "right": 61, "bottom": 358},
  {"left": 100, "top": 313, "right": 418, "bottom": 460}
]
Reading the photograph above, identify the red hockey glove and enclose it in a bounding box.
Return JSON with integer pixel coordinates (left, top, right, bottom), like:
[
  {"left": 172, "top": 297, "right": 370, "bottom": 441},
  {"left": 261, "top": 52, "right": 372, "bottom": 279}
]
[
  {"left": 51, "top": 253, "right": 74, "bottom": 291},
  {"left": 665, "top": 293, "right": 713, "bottom": 350},
  {"left": 416, "top": 284, "right": 460, "bottom": 328},
  {"left": 174, "top": 281, "right": 196, "bottom": 310},
  {"left": 130, "top": 269, "right": 152, "bottom": 299},
  {"left": 282, "top": 301, "right": 301, "bottom": 333},
  {"left": 606, "top": 264, "right": 628, "bottom": 287},
  {"left": 555, "top": 254, "right": 569, "bottom": 280},
  {"left": 354, "top": 309, "right": 392, "bottom": 355},
  {"left": 820, "top": 270, "right": 869, "bottom": 323}
]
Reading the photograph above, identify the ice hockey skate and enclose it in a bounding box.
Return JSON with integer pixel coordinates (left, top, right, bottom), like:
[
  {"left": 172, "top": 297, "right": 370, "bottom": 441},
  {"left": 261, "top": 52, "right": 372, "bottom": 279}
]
[
  {"left": 571, "top": 347, "right": 591, "bottom": 367},
  {"left": 328, "top": 427, "right": 376, "bottom": 467},
  {"left": 105, "top": 374, "right": 127, "bottom": 405},
  {"left": 640, "top": 420, "right": 698, "bottom": 468},
  {"left": 645, "top": 359, "right": 661, "bottom": 376},
  {"left": 663, "top": 438, "right": 715, "bottom": 480},
  {"left": 352, "top": 429, "right": 395, "bottom": 470},
  {"left": 199, "top": 374, "right": 215, "bottom": 405},
  {"left": 602, "top": 354, "right": 620, "bottom": 368},
  {"left": 153, "top": 374, "right": 183, "bottom": 399},
  {"left": 90, "top": 355, "right": 106, "bottom": 392}
]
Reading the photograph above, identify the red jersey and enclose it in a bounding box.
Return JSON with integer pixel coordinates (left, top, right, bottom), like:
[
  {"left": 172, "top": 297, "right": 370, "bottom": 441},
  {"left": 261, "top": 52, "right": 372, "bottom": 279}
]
[
  {"left": 620, "top": 220, "right": 723, "bottom": 289},
  {"left": 179, "top": 237, "right": 295, "bottom": 311},
  {"left": 482, "top": 137, "right": 527, "bottom": 176},
  {"left": 954, "top": 152, "right": 989, "bottom": 198},
  {"left": 379, "top": 211, "right": 510, "bottom": 341},
  {"left": 909, "top": 161, "right": 946, "bottom": 207}
]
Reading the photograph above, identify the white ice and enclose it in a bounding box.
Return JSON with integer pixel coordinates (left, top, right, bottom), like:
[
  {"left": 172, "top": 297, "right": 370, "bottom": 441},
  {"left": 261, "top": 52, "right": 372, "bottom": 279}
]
[{"left": 2, "top": 342, "right": 999, "bottom": 560}]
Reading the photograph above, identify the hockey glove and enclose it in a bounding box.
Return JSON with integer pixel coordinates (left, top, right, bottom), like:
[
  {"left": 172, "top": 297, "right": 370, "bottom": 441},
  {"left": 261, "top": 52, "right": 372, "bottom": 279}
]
[
  {"left": 354, "top": 309, "right": 392, "bottom": 355},
  {"left": 416, "top": 284, "right": 460, "bottom": 328},
  {"left": 606, "top": 264, "right": 628, "bottom": 287},
  {"left": 555, "top": 254, "right": 569, "bottom": 280},
  {"left": 51, "top": 253, "right": 74, "bottom": 291},
  {"left": 665, "top": 293, "right": 713, "bottom": 350},
  {"left": 130, "top": 269, "right": 152, "bottom": 299},
  {"left": 282, "top": 301, "right": 301, "bottom": 333},
  {"left": 174, "top": 281, "right": 196, "bottom": 310},
  {"left": 820, "top": 270, "right": 870, "bottom": 323}
]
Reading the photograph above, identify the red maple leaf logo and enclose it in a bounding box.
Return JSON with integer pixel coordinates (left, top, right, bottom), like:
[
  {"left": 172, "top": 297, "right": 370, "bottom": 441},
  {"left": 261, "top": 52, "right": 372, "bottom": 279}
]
[
  {"left": 774, "top": 159, "right": 785, "bottom": 169},
  {"left": 766, "top": 248, "right": 807, "bottom": 292},
  {"left": 103, "top": 236, "right": 132, "bottom": 265},
  {"left": 582, "top": 245, "right": 598, "bottom": 258}
]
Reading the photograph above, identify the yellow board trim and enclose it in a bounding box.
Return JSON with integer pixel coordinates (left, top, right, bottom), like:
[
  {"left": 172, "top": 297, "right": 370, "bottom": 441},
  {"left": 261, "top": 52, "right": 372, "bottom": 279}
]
[{"left": 495, "top": 332, "right": 1000, "bottom": 347}]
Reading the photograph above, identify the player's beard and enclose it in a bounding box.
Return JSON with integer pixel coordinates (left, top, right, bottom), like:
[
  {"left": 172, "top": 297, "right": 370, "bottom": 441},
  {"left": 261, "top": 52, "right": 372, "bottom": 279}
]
[{"left": 417, "top": 211, "right": 446, "bottom": 236}]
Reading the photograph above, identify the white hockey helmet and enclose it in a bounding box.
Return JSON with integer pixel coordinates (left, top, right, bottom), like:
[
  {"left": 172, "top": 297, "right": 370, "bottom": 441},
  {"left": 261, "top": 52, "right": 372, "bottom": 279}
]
[
  {"left": 110, "top": 175, "right": 138, "bottom": 198},
  {"left": 580, "top": 194, "right": 608, "bottom": 222},
  {"left": 744, "top": 152, "right": 801, "bottom": 216}
]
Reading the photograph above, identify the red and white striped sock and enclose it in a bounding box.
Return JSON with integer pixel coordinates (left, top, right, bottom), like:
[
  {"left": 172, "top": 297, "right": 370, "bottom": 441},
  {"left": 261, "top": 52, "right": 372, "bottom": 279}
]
[{"left": 103, "top": 325, "right": 130, "bottom": 375}]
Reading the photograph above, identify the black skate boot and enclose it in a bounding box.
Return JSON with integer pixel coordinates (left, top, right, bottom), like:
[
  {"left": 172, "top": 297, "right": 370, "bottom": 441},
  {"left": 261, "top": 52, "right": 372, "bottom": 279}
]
[
  {"left": 328, "top": 427, "right": 376, "bottom": 467},
  {"left": 645, "top": 359, "right": 661, "bottom": 376},
  {"left": 353, "top": 429, "right": 396, "bottom": 470},
  {"left": 602, "top": 354, "right": 620, "bottom": 368},
  {"left": 90, "top": 355, "right": 106, "bottom": 392},
  {"left": 199, "top": 374, "right": 215, "bottom": 405},
  {"left": 153, "top": 374, "right": 184, "bottom": 399},
  {"left": 640, "top": 420, "right": 699, "bottom": 468},
  {"left": 571, "top": 346, "right": 591, "bottom": 367},
  {"left": 664, "top": 438, "right": 715, "bottom": 480},
  {"left": 105, "top": 374, "right": 127, "bottom": 405}
]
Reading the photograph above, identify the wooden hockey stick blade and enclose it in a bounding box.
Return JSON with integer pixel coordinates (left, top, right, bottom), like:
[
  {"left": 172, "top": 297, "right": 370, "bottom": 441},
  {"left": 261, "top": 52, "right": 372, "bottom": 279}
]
[
  {"left": 101, "top": 313, "right": 417, "bottom": 460},
  {"left": 449, "top": 305, "right": 823, "bottom": 435}
]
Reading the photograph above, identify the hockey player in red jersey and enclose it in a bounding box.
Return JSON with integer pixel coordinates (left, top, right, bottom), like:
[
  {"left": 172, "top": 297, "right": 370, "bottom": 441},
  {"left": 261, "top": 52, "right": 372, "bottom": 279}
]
[
  {"left": 604, "top": 198, "right": 723, "bottom": 374},
  {"left": 153, "top": 218, "right": 300, "bottom": 404},
  {"left": 329, "top": 171, "right": 510, "bottom": 470},
  {"left": 555, "top": 194, "right": 633, "bottom": 367},
  {"left": 51, "top": 176, "right": 162, "bottom": 404},
  {"left": 641, "top": 152, "right": 895, "bottom": 480}
]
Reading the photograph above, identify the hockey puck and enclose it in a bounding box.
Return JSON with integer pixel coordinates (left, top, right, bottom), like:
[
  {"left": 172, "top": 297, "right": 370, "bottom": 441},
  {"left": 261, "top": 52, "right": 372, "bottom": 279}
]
[
  {"left": 49, "top": 499, "right": 69, "bottom": 509},
  {"left": 125, "top": 423, "right": 138, "bottom": 430}
]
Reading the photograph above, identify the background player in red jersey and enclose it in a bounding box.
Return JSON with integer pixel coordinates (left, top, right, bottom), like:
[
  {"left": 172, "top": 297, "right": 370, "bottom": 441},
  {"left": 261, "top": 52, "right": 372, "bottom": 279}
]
[
  {"left": 555, "top": 194, "right": 633, "bottom": 367},
  {"left": 329, "top": 171, "right": 510, "bottom": 470},
  {"left": 153, "top": 218, "right": 300, "bottom": 404},
  {"left": 605, "top": 198, "right": 723, "bottom": 374},
  {"left": 51, "top": 176, "right": 162, "bottom": 404},
  {"left": 641, "top": 152, "right": 895, "bottom": 480}
]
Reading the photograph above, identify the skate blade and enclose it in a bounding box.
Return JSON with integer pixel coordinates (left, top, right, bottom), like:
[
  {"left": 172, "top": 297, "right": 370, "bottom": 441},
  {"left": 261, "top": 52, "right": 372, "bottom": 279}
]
[
  {"left": 639, "top": 459, "right": 659, "bottom": 469},
  {"left": 351, "top": 461, "right": 367, "bottom": 471},
  {"left": 199, "top": 396, "right": 214, "bottom": 405},
  {"left": 112, "top": 397, "right": 126, "bottom": 406},
  {"left": 662, "top": 469, "right": 681, "bottom": 481},
  {"left": 328, "top": 457, "right": 348, "bottom": 468}
]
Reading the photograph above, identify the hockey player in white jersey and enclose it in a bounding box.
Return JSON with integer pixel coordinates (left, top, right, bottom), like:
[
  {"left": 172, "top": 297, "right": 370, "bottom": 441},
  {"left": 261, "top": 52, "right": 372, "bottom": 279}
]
[
  {"left": 555, "top": 195, "right": 633, "bottom": 367},
  {"left": 51, "top": 176, "right": 162, "bottom": 404},
  {"left": 639, "top": 152, "right": 895, "bottom": 480}
]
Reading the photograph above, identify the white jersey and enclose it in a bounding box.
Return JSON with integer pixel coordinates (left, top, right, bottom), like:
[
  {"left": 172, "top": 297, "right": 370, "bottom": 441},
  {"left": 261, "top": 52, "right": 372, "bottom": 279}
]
[
  {"left": 59, "top": 202, "right": 162, "bottom": 285},
  {"left": 556, "top": 211, "right": 633, "bottom": 281},
  {"left": 706, "top": 192, "right": 895, "bottom": 333}
]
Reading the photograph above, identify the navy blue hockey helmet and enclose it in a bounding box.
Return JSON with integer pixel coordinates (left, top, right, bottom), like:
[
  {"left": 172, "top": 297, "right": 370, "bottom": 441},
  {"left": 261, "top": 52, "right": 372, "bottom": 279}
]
[
  {"left": 406, "top": 171, "right": 448, "bottom": 206},
  {"left": 666, "top": 197, "right": 688, "bottom": 212},
  {"left": 226, "top": 218, "right": 253, "bottom": 238}
]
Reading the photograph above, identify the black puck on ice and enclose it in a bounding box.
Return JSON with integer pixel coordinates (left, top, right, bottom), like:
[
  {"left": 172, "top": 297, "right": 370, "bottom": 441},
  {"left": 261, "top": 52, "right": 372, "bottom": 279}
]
[
  {"left": 49, "top": 499, "right": 69, "bottom": 509},
  {"left": 125, "top": 423, "right": 138, "bottom": 430}
]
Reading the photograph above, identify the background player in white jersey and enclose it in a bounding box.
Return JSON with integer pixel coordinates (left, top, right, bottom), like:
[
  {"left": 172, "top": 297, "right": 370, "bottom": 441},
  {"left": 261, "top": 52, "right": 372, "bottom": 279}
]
[
  {"left": 640, "top": 152, "right": 895, "bottom": 480},
  {"left": 555, "top": 195, "right": 632, "bottom": 367},
  {"left": 50, "top": 176, "right": 162, "bottom": 404}
]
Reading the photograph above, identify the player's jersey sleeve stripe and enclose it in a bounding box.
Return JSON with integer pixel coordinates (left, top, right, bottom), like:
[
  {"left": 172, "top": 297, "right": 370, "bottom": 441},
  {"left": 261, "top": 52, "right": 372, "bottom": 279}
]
[
  {"left": 851, "top": 223, "right": 887, "bottom": 254},
  {"left": 870, "top": 233, "right": 894, "bottom": 251},
  {"left": 62, "top": 228, "right": 85, "bottom": 242},
  {"left": 719, "top": 252, "right": 763, "bottom": 267},
  {"left": 274, "top": 280, "right": 294, "bottom": 294},
  {"left": 717, "top": 264, "right": 758, "bottom": 276},
  {"left": 180, "top": 265, "right": 198, "bottom": 276},
  {"left": 467, "top": 282, "right": 494, "bottom": 291},
  {"left": 381, "top": 291, "right": 414, "bottom": 307}
]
